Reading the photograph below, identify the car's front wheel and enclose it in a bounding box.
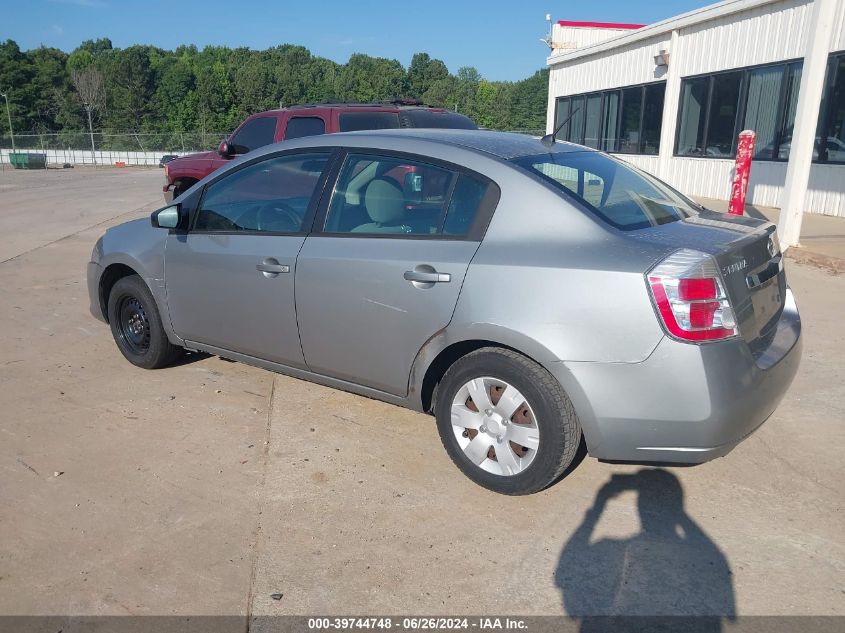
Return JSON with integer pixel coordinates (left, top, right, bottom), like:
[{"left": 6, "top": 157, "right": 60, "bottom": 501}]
[
  {"left": 107, "top": 275, "right": 183, "bottom": 369},
  {"left": 435, "top": 347, "right": 580, "bottom": 495}
]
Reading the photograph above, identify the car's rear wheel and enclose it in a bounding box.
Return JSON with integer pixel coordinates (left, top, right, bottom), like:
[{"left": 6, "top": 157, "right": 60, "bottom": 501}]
[
  {"left": 107, "top": 275, "right": 182, "bottom": 369},
  {"left": 434, "top": 347, "right": 580, "bottom": 495}
]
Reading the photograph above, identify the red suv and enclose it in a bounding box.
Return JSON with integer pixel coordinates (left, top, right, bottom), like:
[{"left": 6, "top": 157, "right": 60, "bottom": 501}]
[{"left": 163, "top": 102, "right": 477, "bottom": 201}]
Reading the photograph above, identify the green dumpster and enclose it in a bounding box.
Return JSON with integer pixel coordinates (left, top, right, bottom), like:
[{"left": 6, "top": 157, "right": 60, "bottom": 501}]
[{"left": 9, "top": 153, "right": 47, "bottom": 169}]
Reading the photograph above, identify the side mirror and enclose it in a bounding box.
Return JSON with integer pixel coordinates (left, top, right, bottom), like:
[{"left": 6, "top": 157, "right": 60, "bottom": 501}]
[
  {"left": 218, "top": 140, "right": 233, "bottom": 157},
  {"left": 151, "top": 205, "right": 181, "bottom": 229}
]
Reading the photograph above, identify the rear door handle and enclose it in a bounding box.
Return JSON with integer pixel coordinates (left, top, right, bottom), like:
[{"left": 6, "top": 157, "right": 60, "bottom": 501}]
[{"left": 403, "top": 270, "right": 451, "bottom": 283}]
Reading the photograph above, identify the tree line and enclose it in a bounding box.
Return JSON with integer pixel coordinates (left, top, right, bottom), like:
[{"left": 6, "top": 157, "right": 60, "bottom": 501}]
[{"left": 0, "top": 38, "right": 548, "bottom": 149}]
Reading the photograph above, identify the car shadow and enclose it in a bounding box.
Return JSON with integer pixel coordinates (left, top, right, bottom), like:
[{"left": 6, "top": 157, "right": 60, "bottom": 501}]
[
  {"left": 168, "top": 350, "right": 211, "bottom": 368},
  {"left": 555, "top": 469, "right": 735, "bottom": 632}
]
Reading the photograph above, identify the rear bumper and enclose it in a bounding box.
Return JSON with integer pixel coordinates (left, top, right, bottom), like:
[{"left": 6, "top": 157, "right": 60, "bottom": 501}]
[
  {"left": 554, "top": 289, "right": 802, "bottom": 464},
  {"left": 162, "top": 184, "right": 174, "bottom": 204}
]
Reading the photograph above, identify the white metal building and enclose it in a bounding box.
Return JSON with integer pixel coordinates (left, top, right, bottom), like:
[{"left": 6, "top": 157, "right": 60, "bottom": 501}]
[{"left": 545, "top": 0, "right": 845, "bottom": 245}]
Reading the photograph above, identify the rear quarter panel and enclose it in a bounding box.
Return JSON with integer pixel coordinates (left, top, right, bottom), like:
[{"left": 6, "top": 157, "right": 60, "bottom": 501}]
[{"left": 451, "top": 175, "right": 667, "bottom": 364}]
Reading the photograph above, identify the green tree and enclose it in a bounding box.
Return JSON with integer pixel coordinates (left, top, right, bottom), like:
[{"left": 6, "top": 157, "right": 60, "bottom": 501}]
[
  {"left": 0, "top": 37, "right": 550, "bottom": 140},
  {"left": 407, "top": 52, "right": 449, "bottom": 98}
]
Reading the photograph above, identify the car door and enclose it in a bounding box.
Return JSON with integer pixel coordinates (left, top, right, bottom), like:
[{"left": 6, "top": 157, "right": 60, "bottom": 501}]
[
  {"left": 295, "top": 151, "right": 499, "bottom": 395},
  {"left": 210, "top": 115, "right": 280, "bottom": 171},
  {"left": 165, "top": 150, "right": 334, "bottom": 367}
]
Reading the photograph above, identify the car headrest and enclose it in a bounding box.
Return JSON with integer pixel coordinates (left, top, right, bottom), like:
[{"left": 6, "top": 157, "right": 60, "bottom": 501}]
[{"left": 364, "top": 179, "right": 405, "bottom": 226}]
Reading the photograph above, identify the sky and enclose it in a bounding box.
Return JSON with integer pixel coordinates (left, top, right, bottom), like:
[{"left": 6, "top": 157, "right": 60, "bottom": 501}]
[{"left": 2, "top": 0, "right": 709, "bottom": 81}]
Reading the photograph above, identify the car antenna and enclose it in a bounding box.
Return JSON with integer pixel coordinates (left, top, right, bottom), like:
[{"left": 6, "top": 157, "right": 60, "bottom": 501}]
[{"left": 541, "top": 107, "right": 580, "bottom": 149}]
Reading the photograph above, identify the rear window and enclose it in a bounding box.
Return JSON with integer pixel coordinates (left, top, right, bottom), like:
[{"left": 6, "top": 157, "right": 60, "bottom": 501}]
[
  {"left": 512, "top": 151, "right": 699, "bottom": 231},
  {"left": 400, "top": 110, "right": 477, "bottom": 129},
  {"left": 339, "top": 112, "right": 401, "bottom": 132}
]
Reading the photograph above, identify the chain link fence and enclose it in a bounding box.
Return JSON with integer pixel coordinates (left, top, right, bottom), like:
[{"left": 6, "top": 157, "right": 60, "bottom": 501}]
[
  {"left": 0, "top": 129, "right": 547, "bottom": 168},
  {"left": 0, "top": 131, "right": 229, "bottom": 153},
  {"left": 0, "top": 131, "right": 230, "bottom": 168}
]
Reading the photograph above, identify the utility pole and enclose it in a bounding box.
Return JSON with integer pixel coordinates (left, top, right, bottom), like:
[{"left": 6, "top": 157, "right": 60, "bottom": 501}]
[
  {"left": 778, "top": 0, "right": 836, "bottom": 248},
  {"left": 1, "top": 91, "right": 15, "bottom": 154},
  {"left": 84, "top": 103, "right": 96, "bottom": 166}
]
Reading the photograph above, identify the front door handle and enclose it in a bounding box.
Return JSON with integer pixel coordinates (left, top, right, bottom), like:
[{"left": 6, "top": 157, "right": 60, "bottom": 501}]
[
  {"left": 403, "top": 270, "right": 451, "bottom": 283},
  {"left": 256, "top": 258, "right": 290, "bottom": 277}
]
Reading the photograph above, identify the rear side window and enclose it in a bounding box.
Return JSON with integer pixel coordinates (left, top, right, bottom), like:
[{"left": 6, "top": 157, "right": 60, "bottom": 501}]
[
  {"left": 229, "top": 117, "right": 278, "bottom": 154},
  {"left": 513, "top": 151, "right": 698, "bottom": 231},
  {"left": 194, "top": 153, "right": 329, "bottom": 233},
  {"left": 285, "top": 116, "right": 326, "bottom": 140},
  {"left": 323, "top": 153, "right": 492, "bottom": 238},
  {"left": 400, "top": 110, "right": 477, "bottom": 129},
  {"left": 339, "top": 112, "right": 401, "bottom": 132}
]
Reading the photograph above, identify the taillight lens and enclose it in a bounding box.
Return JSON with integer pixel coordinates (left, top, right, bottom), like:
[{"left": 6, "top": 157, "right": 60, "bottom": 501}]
[{"left": 647, "top": 249, "right": 737, "bottom": 342}]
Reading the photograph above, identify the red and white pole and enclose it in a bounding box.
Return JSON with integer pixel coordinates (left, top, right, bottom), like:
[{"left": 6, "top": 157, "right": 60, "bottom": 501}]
[{"left": 728, "top": 130, "right": 756, "bottom": 216}]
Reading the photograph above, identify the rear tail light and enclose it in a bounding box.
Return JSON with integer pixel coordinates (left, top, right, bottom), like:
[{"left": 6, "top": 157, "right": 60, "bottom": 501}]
[{"left": 647, "top": 249, "right": 737, "bottom": 342}]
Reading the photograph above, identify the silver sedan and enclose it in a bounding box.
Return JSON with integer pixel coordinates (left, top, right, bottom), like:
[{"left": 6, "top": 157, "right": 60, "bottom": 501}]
[{"left": 87, "top": 130, "right": 801, "bottom": 495}]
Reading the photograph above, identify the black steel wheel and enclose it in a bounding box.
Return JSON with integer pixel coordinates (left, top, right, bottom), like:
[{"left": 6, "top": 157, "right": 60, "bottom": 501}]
[{"left": 107, "top": 274, "right": 183, "bottom": 369}]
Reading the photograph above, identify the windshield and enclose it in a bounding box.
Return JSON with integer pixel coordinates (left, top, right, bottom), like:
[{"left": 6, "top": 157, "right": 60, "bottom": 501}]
[{"left": 512, "top": 151, "right": 700, "bottom": 230}]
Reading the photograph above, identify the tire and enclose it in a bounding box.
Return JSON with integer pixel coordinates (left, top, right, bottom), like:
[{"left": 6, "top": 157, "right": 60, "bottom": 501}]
[
  {"left": 107, "top": 274, "right": 183, "bottom": 369},
  {"left": 172, "top": 180, "right": 196, "bottom": 200},
  {"left": 434, "top": 347, "right": 580, "bottom": 495}
]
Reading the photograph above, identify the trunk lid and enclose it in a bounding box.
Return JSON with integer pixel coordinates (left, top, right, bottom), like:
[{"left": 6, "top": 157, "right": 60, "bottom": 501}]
[{"left": 634, "top": 210, "right": 785, "bottom": 353}]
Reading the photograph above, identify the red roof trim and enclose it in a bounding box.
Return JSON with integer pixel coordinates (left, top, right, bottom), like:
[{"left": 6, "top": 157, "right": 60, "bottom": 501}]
[{"left": 557, "top": 20, "right": 645, "bottom": 30}]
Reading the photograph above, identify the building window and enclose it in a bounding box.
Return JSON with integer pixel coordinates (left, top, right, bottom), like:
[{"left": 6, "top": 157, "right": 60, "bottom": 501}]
[
  {"left": 553, "top": 82, "right": 666, "bottom": 155},
  {"left": 641, "top": 83, "right": 665, "bottom": 155},
  {"left": 779, "top": 64, "right": 802, "bottom": 160},
  {"left": 584, "top": 94, "right": 602, "bottom": 149},
  {"left": 618, "top": 87, "right": 643, "bottom": 154},
  {"left": 744, "top": 65, "right": 785, "bottom": 160},
  {"left": 676, "top": 60, "right": 806, "bottom": 161},
  {"left": 676, "top": 77, "right": 709, "bottom": 156},
  {"left": 816, "top": 52, "right": 845, "bottom": 164}
]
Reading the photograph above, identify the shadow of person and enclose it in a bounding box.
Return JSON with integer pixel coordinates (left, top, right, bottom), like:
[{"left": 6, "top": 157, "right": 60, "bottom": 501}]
[{"left": 556, "top": 469, "right": 735, "bottom": 633}]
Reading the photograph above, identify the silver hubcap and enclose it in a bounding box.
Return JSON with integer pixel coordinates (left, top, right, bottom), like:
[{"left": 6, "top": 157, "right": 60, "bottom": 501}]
[{"left": 450, "top": 377, "right": 540, "bottom": 476}]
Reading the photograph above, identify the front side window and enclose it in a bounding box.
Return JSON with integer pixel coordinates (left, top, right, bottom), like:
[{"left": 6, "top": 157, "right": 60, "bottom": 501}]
[
  {"left": 514, "top": 151, "right": 698, "bottom": 231},
  {"left": 194, "top": 153, "right": 329, "bottom": 233},
  {"left": 285, "top": 116, "right": 326, "bottom": 140},
  {"left": 228, "top": 117, "right": 278, "bottom": 154},
  {"left": 323, "top": 154, "right": 489, "bottom": 237}
]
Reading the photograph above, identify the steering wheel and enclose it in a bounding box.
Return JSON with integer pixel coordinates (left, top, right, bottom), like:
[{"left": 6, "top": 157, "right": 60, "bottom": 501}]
[{"left": 255, "top": 202, "right": 302, "bottom": 232}]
